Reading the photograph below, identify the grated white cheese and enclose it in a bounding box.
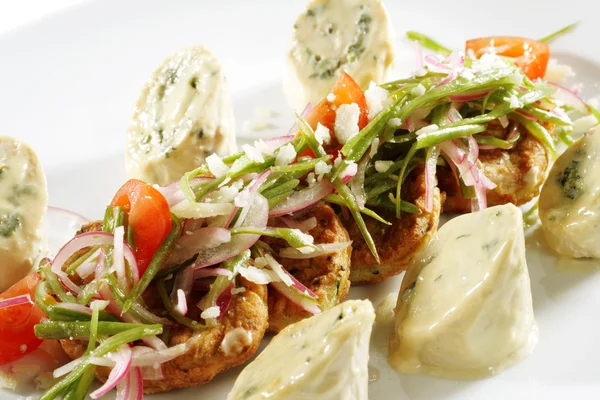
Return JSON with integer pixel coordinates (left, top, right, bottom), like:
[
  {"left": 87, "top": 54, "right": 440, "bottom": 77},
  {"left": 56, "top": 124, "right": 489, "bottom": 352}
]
[
  {"left": 254, "top": 139, "right": 274, "bottom": 156},
  {"left": 242, "top": 144, "right": 265, "bottom": 163},
  {"left": 411, "top": 84, "right": 426, "bottom": 97},
  {"left": 471, "top": 53, "right": 508, "bottom": 73},
  {"left": 370, "top": 138, "right": 380, "bottom": 158},
  {"left": 341, "top": 161, "right": 358, "bottom": 181},
  {"left": 388, "top": 117, "right": 402, "bottom": 128},
  {"left": 365, "top": 82, "right": 391, "bottom": 120},
  {"left": 375, "top": 160, "right": 393, "bottom": 173},
  {"left": 334, "top": 103, "right": 360, "bottom": 144},
  {"left": 505, "top": 94, "right": 520, "bottom": 109},
  {"left": 314, "top": 122, "right": 332, "bottom": 145},
  {"left": 413, "top": 68, "right": 427, "bottom": 77},
  {"left": 206, "top": 154, "right": 229, "bottom": 178},
  {"left": 326, "top": 93, "right": 336, "bottom": 102},
  {"left": 461, "top": 68, "right": 475, "bottom": 80},
  {"left": 306, "top": 172, "right": 317, "bottom": 186},
  {"left": 314, "top": 160, "right": 332, "bottom": 177},
  {"left": 545, "top": 59, "right": 575, "bottom": 84},
  {"left": 415, "top": 124, "right": 439, "bottom": 136},
  {"left": 275, "top": 144, "right": 297, "bottom": 166},
  {"left": 201, "top": 306, "right": 221, "bottom": 320},
  {"left": 333, "top": 154, "right": 343, "bottom": 168}
]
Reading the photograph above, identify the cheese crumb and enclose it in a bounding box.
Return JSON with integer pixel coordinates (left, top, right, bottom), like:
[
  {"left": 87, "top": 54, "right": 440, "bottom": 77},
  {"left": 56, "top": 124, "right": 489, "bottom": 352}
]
[
  {"left": 375, "top": 160, "right": 393, "bottom": 173},
  {"left": 413, "top": 68, "right": 427, "bottom": 77},
  {"left": 314, "top": 160, "right": 332, "bottom": 178},
  {"left": 254, "top": 139, "right": 274, "bottom": 156},
  {"left": 334, "top": 103, "right": 360, "bottom": 144},
  {"left": 504, "top": 94, "right": 520, "bottom": 109},
  {"left": 365, "top": 82, "right": 391, "bottom": 120},
  {"left": 201, "top": 306, "right": 221, "bottom": 319},
  {"left": 314, "top": 122, "right": 331, "bottom": 145},
  {"left": 411, "top": 84, "right": 426, "bottom": 97},
  {"left": 333, "top": 154, "right": 343, "bottom": 168},
  {"left": 242, "top": 144, "right": 265, "bottom": 163},
  {"left": 306, "top": 172, "right": 317, "bottom": 186},
  {"left": 326, "top": 93, "right": 336, "bottom": 102},
  {"left": 206, "top": 154, "right": 229, "bottom": 178},
  {"left": 275, "top": 144, "right": 297, "bottom": 166},
  {"left": 231, "top": 287, "right": 246, "bottom": 295},
  {"left": 370, "top": 138, "right": 380, "bottom": 158},
  {"left": 388, "top": 117, "right": 402, "bottom": 128},
  {"left": 545, "top": 59, "right": 575, "bottom": 84}
]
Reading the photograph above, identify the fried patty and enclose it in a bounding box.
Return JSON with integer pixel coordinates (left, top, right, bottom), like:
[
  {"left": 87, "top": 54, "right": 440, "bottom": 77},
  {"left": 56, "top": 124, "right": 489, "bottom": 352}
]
[
  {"left": 61, "top": 222, "right": 269, "bottom": 394},
  {"left": 438, "top": 128, "right": 549, "bottom": 213},
  {"left": 263, "top": 203, "right": 352, "bottom": 333},
  {"left": 343, "top": 164, "right": 443, "bottom": 284}
]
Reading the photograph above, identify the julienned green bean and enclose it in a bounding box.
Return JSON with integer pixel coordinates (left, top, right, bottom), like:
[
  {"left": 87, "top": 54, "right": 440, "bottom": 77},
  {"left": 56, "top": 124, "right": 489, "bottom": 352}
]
[
  {"left": 474, "top": 132, "right": 520, "bottom": 149},
  {"left": 39, "top": 325, "right": 162, "bottom": 400},
  {"left": 539, "top": 22, "right": 579, "bottom": 43},
  {"left": 296, "top": 115, "right": 380, "bottom": 263},
  {"left": 231, "top": 227, "right": 315, "bottom": 249},
  {"left": 65, "top": 245, "right": 100, "bottom": 275},
  {"left": 38, "top": 260, "right": 76, "bottom": 304},
  {"left": 156, "top": 278, "right": 205, "bottom": 330},
  {"left": 395, "top": 144, "right": 418, "bottom": 217},
  {"left": 524, "top": 106, "right": 572, "bottom": 126},
  {"left": 261, "top": 179, "right": 300, "bottom": 199},
  {"left": 62, "top": 366, "right": 95, "bottom": 400},
  {"left": 366, "top": 196, "right": 421, "bottom": 215},
  {"left": 405, "top": 31, "right": 452, "bottom": 55},
  {"left": 268, "top": 192, "right": 292, "bottom": 209},
  {"left": 323, "top": 194, "right": 392, "bottom": 224},
  {"left": 272, "top": 156, "right": 330, "bottom": 173},
  {"left": 515, "top": 114, "right": 557, "bottom": 158},
  {"left": 34, "top": 321, "right": 158, "bottom": 340},
  {"left": 123, "top": 215, "right": 182, "bottom": 313},
  {"left": 102, "top": 205, "right": 125, "bottom": 234},
  {"left": 415, "top": 124, "right": 487, "bottom": 149}
]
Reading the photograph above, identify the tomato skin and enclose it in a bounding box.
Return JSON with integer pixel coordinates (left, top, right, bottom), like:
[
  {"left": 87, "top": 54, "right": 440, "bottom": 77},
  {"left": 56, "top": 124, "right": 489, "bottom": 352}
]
[
  {"left": 111, "top": 179, "right": 172, "bottom": 275},
  {"left": 299, "top": 72, "right": 369, "bottom": 157},
  {"left": 0, "top": 273, "right": 45, "bottom": 364},
  {"left": 466, "top": 36, "right": 550, "bottom": 81}
]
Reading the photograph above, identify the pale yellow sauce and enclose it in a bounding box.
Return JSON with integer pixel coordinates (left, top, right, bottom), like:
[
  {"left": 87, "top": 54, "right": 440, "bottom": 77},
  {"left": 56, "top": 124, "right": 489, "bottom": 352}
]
[
  {"left": 284, "top": 0, "right": 395, "bottom": 110},
  {"left": 389, "top": 204, "right": 537, "bottom": 379},
  {"left": 126, "top": 45, "right": 236, "bottom": 185},
  {"left": 228, "top": 300, "right": 375, "bottom": 400},
  {"left": 539, "top": 127, "right": 600, "bottom": 258},
  {"left": 0, "top": 136, "right": 47, "bottom": 292}
]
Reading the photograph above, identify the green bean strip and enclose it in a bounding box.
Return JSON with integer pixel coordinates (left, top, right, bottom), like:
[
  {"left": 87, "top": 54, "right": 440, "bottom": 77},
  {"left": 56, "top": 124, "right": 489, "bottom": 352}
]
[
  {"left": 524, "top": 106, "right": 572, "bottom": 126},
  {"left": 474, "top": 132, "right": 520, "bottom": 149},
  {"left": 558, "top": 130, "right": 574, "bottom": 146},
  {"left": 260, "top": 179, "right": 300, "bottom": 199},
  {"left": 297, "top": 114, "right": 380, "bottom": 262},
  {"left": 415, "top": 124, "right": 487, "bottom": 149},
  {"left": 515, "top": 114, "right": 557, "bottom": 158},
  {"left": 87, "top": 304, "right": 100, "bottom": 351},
  {"left": 102, "top": 205, "right": 125, "bottom": 233},
  {"left": 34, "top": 321, "right": 158, "bottom": 340},
  {"left": 395, "top": 144, "right": 418, "bottom": 217},
  {"left": 405, "top": 31, "right": 452, "bottom": 55},
  {"left": 39, "top": 325, "right": 162, "bottom": 400},
  {"left": 62, "top": 366, "right": 96, "bottom": 400},
  {"left": 231, "top": 227, "right": 316, "bottom": 249},
  {"left": 539, "top": 22, "right": 579, "bottom": 43},
  {"left": 366, "top": 196, "right": 421, "bottom": 215},
  {"left": 38, "top": 259, "right": 76, "bottom": 303},
  {"left": 123, "top": 215, "right": 182, "bottom": 312},
  {"left": 323, "top": 194, "right": 394, "bottom": 224},
  {"left": 268, "top": 192, "right": 293, "bottom": 209},
  {"left": 272, "top": 156, "right": 330, "bottom": 173},
  {"left": 156, "top": 278, "right": 205, "bottom": 330},
  {"left": 523, "top": 200, "right": 540, "bottom": 230},
  {"left": 156, "top": 254, "right": 198, "bottom": 279}
]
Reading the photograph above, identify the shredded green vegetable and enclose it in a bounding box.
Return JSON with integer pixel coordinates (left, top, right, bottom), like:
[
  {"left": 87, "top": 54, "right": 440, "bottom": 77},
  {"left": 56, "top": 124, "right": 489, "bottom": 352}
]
[
  {"left": 539, "top": 22, "right": 579, "bottom": 43},
  {"left": 406, "top": 31, "right": 452, "bottom": 55}
]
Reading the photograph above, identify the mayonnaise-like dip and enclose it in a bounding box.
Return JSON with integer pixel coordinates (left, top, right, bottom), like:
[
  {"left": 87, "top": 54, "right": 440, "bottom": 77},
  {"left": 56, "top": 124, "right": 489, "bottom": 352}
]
[
  {"left": 126, "top": 45, "right": 236, "bottom": 186},
  {"left": 284, "top": 0, "right": 395, "bottom": 110},
  {"left": 227, "top": 300, "right": 375, "bottom": 400},
  {"left": 389, "top": 204, "right": 537, "bottom": 379},
  {"left": 0, "top": 136, "right": 47, "bottom": 292},
  {"left": 539, "top": 127, "right": 600, "bottom": 258}
]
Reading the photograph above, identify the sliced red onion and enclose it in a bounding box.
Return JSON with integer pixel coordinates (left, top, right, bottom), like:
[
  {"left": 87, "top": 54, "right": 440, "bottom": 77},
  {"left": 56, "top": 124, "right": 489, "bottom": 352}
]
[
  {"left": 194, "top": 268, "right": 233, "bottom": 279},
  {"left": 190, "top": 194, "right": 268, "bottom": 270},
  {"left": 141, "top": 365, "right": 164, "bottom": 381},
  {"left": 424, "top": 146, "right": 440, "bottom": 212},
  {"left": 215, "top": 283, "right": 233, "bottom": 321},
  {"left": 47, "top": 206, "right": 90, "bottom": 225},
  {"left": 54, "top": 302, "right": 92, "bottom": 316},
  {"left": 448, "top": 89, "right": 491, "bottom": 102},
  {"left": 194, "top": 277, "right": 216, "bottom": 291},
  {"left": 131, "top": 342, "right": 189, "bottom": 367},
  {"left": 182, "top": 218, "right": 205, "bottom": 234},
  {"left": 234, "top": 170, "right": 271, "bottom": 229},
  {"left": 446, "top": 103, "right": 463, "bottom": 124},
  {"left": 157, "top": 177, "right": 214, "bottom": 208},
  {"left": 112, "top": 226, "right": 127, "bottom": 289},
  {"left": 270, "top": 179, "right": 334, "bottom": 216},
  {"left": 115, "top": 370, "right": 130, "bottom": 400},
  {"left": 515, "top": 110, "right": 537, "bottom": 121},
  {"left": 340, "top": 162, "right": 357, "bottom": 184},
  {"left": 424, "top": 54, "right": 450, "bottom": 71},
  {"left": 280, "top": 216, "right": 317, "bottom": 232},
  {"left": 90, "top": 344, "right": 132, "bottom": 399},
  {"left": 279, "top": 241, "right": 352, "bottom": 259},
  {"left": 264, "top": 254, "right": 293, "bottom": 286},
  {"left": 168, "top": 227, "right": 232, "bottom": 266},
  {"left": 270, "top": 282, "right": 321, "bottom": 314},
  {"left": 75, "top": 248, "right": 100, "bottom": 279},
  {"left": 547, "top": 82, "right": 589, "bottom": 114},
  {"left": 0, "top": 294, "right": 32, "bottom": 310},
  {"left": 128, "top": 367, "right": 143, "bottom": 400},
  {"left": 237, "top": 266, "right": 279, "bottom": 285}
]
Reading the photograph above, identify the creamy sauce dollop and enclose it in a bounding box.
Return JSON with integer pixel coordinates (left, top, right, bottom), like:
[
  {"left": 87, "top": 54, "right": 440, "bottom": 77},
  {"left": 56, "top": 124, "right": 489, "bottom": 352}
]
[
  {"left": 539, "top": 127, "right": 600, "bottom": 258},
  {"left": 389, "top": 204, "right": 537, "bottom": 379},
  {"left": 228, "top": 300, "right": 375, "bottom": 400}
]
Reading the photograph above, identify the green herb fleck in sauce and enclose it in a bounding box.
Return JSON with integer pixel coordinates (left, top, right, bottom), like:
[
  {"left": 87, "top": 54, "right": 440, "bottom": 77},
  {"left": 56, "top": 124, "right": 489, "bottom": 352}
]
[
  {"left": 0, "top": 212, "right": 20, "bottom": 237},
  {"left": 558, "top": 159, "right": 583, "bottom": 200}
]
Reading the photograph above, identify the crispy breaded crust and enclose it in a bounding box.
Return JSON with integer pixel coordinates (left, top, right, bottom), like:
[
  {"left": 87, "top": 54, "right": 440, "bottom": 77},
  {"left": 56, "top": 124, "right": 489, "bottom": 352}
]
[
  {"left": 264, "top": 203, "right": 352, "bottom": 333},
  {"left": 439, "top": 131, "right": 549, "bottom": 213},
  {"left": 60, "top": 277, "right": 268, "bottom": 394},
  {"left": 344, "top": 165, "right": 442, "bottom": 284}
]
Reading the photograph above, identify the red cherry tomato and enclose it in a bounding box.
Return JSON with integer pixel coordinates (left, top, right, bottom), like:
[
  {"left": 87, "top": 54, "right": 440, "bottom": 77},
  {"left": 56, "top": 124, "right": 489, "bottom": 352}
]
[
  {"left": 111, "top": 179, "right": 172, "bottom": 275},
  {"left": 466, "top": 36, "right": 550, "bottom": 81},
  {"left": 0, "top": 273, "right": 45, "bottom": 364}
]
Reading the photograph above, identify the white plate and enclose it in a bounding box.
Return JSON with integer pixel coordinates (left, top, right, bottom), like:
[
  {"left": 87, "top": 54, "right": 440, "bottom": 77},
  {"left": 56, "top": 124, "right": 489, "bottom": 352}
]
[{"left": 1, "top": 0, "right": 600, "bottom": 399}]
